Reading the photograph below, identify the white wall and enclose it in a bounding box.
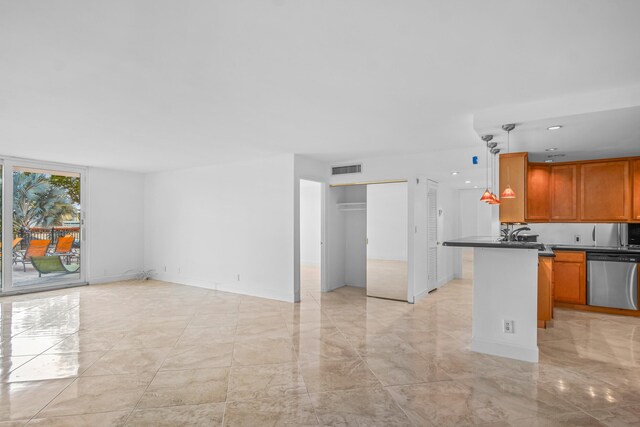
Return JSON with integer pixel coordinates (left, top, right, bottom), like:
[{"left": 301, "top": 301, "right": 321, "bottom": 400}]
[
  {"left": 344, "top": 186, "right": 366, "bottom": 287},
  {"left": 326, "top": 186, "right": 346, "bottom": 291},
  {"left": 88, "top": 167, "right": 145, "bottom": 283},
  {"left": 144, "top": 154, "right": 296, "bottom": 302},
  {"left": 300, "top": 180, "right": 321, "bottom": 264},
  {"left": 437, "top": 183, "right": 459, "bottom": 286},
  {"left": 458, "top": 188, "right": 494, "bottom": 238},
  {"left": 325, "top": 185, "right": 367, "bottom": 290}
]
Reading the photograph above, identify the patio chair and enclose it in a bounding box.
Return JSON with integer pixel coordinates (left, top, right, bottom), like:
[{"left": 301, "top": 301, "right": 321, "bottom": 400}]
[
  {"left": 0, "top": 238, "right": 23, "bottom": 263},
  {"left": 31, "top": 256, "right": 80, "bottom": 277},
  {"left": 15, "top": 239, "right": 51, "bottom": 272},
  {"left": 51, "top": 235, "right": 74, "bottom": 254}
]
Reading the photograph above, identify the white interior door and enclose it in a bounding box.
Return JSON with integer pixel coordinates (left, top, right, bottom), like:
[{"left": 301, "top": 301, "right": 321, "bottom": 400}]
[
  {"left": 366, "top": 182, "right": 408, "bottom": 301},
  {"left": 427, "top": 181, "right": 438, "bottom": 292}
]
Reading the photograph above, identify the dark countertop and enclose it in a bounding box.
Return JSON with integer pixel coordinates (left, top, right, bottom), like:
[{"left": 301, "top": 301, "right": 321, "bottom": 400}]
[
  {"left": 442, "top": 238, "right": 640, "bottom": 258},
  {"left": 443, "top": 237, "right": 546, "bottom": 251},
  {"left": 549, "top": 244, "right": 640, "bottom": 254}
]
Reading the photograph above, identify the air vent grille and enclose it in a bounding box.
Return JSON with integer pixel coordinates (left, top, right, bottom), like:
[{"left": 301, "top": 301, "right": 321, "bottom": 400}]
[{"left": 331, "top": 164, "right": 362, "bottom": 175}]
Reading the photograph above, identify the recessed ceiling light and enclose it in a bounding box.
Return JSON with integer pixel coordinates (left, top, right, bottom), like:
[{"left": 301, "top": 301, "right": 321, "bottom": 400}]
[
  {"left": 473, "top": 186, "right": 479, "bottom": 188},
  {"left": 465, "top": 180, "right": 471, "bottom": 184},
  {"left": 547, "top": 125, "right": 562, "bottom": 131},
  {"left": 545, "top": 159, "right": 553, "bottom": 163},
  {"left": 451, "top": 171, "right": 459, "bottom": 175},
  {"left": 545, "top": 148, "right": 558, "bottom": 151}
]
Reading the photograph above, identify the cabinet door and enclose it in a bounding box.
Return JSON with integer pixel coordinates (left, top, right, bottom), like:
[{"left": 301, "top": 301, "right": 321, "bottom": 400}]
[
  {"left": 499, "top": 153, "right": 527, "bottom": 223},
  {"left": 633, "top": 159, "right": 640, "bottom": 221},
  {"left": 527, "top": 164, "right": 550, "bottom": 221},
  {"left": 580, "top": 160, "right": 630, "bottom": 221},
  {"left": 550, "top": 165, "right": 578, "bottom": 221},
  {"left": 553, "top": 251, "right": 586, "bottom": 305}
]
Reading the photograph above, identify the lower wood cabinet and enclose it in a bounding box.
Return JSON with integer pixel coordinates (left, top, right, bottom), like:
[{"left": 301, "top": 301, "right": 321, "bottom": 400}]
[
  {"left": 537, "top": 256, "right": 554, "bottom": 328},
  {"left": 553, "top": 251, "right": 586, "bottom": 305}
]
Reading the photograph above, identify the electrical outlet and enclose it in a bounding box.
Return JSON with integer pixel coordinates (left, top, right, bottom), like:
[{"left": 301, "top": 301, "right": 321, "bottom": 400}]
[
  {"left": 574, "top": 235, "right": 582, "bottom": 243},
  {"left": 237, "top": 274, "right": 240, "bottom": 281},
  {"left": 503, "top": 320, "right": 515, "bottom": 334}
]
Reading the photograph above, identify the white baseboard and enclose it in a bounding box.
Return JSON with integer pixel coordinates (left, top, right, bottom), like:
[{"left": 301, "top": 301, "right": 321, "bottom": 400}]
[
  {"left": 471, "top": 337, "right": 539, "bottom": 363},
  {"left": 438, "top": 274, "right": 455, "bottom": 287},
  {"left": 88, "top": 273, "right": 140, "bottom": 284},
  {"left": 151, "top": 273, "right": 294, "bottom": 303},
  {"left": 413, "top": 287, "right": 431, "bottom": 303}
]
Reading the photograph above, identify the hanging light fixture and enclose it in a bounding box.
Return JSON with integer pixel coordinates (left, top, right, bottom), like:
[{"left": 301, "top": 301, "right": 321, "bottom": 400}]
[
  {"left": 480, "top": 135, "right": 493, "bottom": 202},
  {"left": 489, "top": 147, "right": 501, "bottom": 204},
  {"left": 501, "top": 123, "right": 517, "bottom": 199}
]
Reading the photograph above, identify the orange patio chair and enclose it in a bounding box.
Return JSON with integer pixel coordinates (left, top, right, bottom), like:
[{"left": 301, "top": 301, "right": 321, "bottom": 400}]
[
  {"left": 0, "top": 238, "right": 23, "bottom": 263},
  {"left": 52, "top": 235, "right": 75, "bottom": 254},
  {"left": 15, "top": 239, "right": 51, "bottom": 272}
]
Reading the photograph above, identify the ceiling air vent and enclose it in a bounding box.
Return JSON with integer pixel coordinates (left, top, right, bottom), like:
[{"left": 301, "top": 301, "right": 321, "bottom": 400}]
[{"left": 331, "top": 164, "right": 362, "bottom": 175}]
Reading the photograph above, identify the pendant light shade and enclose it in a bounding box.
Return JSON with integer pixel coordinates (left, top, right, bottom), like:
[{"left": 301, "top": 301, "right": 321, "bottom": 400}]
[
  {"left": 501, "top": 184, "right": 516, "bottom": 199},
  {"left": 480, "top": 189, "right": 493, "bottom": 202}
]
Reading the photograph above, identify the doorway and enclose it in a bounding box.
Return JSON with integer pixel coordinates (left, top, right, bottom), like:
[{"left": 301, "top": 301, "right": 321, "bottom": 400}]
[
  {"left": 1, "top": 160, "right": 86, "bottom": 294},
  {"left": 299, "top": 179, "right": 323, "bottom": 300}
]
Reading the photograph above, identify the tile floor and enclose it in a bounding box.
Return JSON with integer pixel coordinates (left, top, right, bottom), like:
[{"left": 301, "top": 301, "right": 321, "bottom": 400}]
[{"left": 0, "top": 269, "right": 640, "bottom": 425}]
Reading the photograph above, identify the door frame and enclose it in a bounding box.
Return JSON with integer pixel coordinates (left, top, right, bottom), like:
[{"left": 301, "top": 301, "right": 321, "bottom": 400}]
[
  {"left": 426, "top": 179, "right": 439, "bottom": 293},
  {"left": 295, "top": 177, "right": 327, "bottom": 301},
  {"left": 1, "top": 156, "right": 89, "bottom": 294}
]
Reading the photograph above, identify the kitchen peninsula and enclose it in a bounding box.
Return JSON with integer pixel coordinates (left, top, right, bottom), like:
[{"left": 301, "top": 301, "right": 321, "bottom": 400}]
[{"left": 443, "top": 237, "right": 550, "bottom": 363}]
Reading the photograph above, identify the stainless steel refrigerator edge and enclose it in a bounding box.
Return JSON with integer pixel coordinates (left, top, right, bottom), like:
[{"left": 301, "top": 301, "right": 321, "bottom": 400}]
[{"left": 592, "top": 223, "right": 629, "bottom": 247}]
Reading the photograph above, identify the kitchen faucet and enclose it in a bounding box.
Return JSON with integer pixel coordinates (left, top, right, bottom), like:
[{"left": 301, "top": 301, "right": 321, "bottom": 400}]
[{"left": 509, "top": 226, "right": 531, "bottom": 242}]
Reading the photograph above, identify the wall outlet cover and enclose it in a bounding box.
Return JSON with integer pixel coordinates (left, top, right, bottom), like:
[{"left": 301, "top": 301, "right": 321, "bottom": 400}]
[{"left": 503, "top": 320, "right": 515, "bottom": 334}]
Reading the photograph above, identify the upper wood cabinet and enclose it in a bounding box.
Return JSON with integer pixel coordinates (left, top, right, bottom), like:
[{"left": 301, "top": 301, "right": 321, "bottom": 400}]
[
  {"left": 500, "top": 155, "right": 638, "bottom": 223},
  {"left": 499, "top": 152, "right": 527, "bottom": 223},
  {"left": 526, "top": 164, "right": 550, "bottom": 221},
  {"left": 580, "top": 160, "right": 630, "bottom": 221},
  {"left": 633, "top": 159, "right": 640, "bottom": 221},
  {"left": 550, "top": 164, "right": 578, "bottom": 221}
]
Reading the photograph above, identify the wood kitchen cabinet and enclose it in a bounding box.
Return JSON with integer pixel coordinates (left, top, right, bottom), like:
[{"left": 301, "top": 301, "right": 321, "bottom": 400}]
[
  {"left": 633, "top": 159, "right": 640, "bottom": 221},
  {"left": 500, "top": 155, "right": 639, "bottom": 224},
  {"left": 553, "top": 251, "right": 586, "bottom": 305},
  {"left": 538, "top": 256, "right": 554, "bottom": 328},
  {"left": 580, "top": 160, "right": 630, "bottom": 221},
  {"left": 499, "top": 152, "right": 527, "bottom": 223},
  {"left": 526, "top": 164, "right": 550, "bottom": 221},
  {"left": 550, "top": 164, "right": 578, "bottom": 221}
]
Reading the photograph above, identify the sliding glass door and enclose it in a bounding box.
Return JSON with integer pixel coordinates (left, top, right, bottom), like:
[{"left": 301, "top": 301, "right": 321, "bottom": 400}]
[{"left": 1, "top": 159, "right": 86, "bottom": 293}]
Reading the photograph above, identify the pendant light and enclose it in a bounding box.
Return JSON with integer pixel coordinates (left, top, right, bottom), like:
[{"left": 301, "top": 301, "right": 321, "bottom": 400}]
[
  {"left": 480, "top": 135, "right": 493, "bottom": 202},
  {"left": 501, "top": 123, "right": 517, "bottom": 199},
  {"left": 489, "top": 147, "right": 501, "bottom": 204}
]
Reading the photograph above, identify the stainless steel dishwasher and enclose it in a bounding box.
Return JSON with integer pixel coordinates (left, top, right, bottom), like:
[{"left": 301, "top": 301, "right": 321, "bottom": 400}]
[{"left": 587, "top": 253, "right": 639, "bottom": 310}]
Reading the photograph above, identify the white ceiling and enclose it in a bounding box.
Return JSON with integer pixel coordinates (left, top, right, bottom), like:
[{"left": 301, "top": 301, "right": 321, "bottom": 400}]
[
  {"left": 477, "top": 106, "right": 640, "bottom": 164},
  {"left": 1, "top": 1, "right": 640, "bottom": 173}
]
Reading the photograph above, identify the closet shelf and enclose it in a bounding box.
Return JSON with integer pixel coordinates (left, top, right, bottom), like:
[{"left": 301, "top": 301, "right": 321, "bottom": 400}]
[{"left": 337, "top": 202, "right": 366, "bottom": 211}]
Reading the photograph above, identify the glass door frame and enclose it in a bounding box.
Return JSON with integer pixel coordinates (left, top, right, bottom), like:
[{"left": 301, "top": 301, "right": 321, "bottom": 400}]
[{"left": 1, "top": 157, "right": 88, "bottom": 294}]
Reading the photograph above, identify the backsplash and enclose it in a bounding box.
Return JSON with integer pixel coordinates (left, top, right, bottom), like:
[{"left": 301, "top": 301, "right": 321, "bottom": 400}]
[{"left": 525, "top": 223, "right": 599, "bottom": 245}]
